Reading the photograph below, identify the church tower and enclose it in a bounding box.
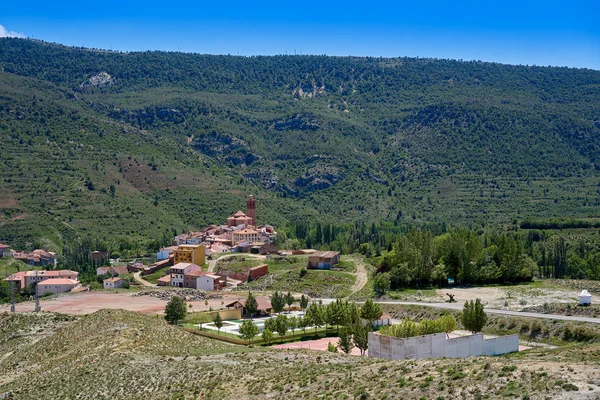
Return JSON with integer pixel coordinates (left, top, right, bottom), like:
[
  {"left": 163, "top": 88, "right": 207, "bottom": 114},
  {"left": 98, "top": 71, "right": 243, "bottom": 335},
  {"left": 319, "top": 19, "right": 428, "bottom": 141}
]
[{"left": 246, "top": 195, "right": 256, "bottom": 226}]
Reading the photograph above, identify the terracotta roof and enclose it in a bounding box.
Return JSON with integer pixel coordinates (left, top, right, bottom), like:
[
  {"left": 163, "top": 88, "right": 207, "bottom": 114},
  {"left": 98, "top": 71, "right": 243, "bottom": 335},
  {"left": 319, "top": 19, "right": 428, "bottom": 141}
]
[
  {"left": 170, "top": 262, "right": 193, "bottom": 270},
  {"left": 38, "top": 278, "right": 79, "bottom": 286},
  {"left": 232, "top": 210, "right": 247, "bottom": 217},
  {"left": 235, "top": 228, "right": 259, "bottom": 234},
  {"left": 112, "top": 266, "right": 129, "bottom": 275},
  {"left": 185, "top": 270, "right": 205, "bottom": 277},
  {"left": 157, "top": 275, "right": 171, "bottom": 283},
  {"left": 104, "top": 277, "right": 124, "bottom": 283},
  {"left": 0, "top": 244, "right": 10, "bottom": 249},
  {"left": 226, "top": 296, "right": 272, "bottom": 311}
]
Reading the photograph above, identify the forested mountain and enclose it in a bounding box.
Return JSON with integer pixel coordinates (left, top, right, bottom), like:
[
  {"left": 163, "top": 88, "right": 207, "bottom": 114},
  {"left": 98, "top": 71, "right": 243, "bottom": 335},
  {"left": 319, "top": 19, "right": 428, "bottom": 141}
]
[{"left": 1, "top": 38, "right": 599, "bottom": 251}]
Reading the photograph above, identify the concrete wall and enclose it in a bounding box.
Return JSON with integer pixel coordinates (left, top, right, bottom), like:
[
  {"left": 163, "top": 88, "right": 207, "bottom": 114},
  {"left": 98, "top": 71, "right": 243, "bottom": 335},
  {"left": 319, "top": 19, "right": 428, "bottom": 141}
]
[{"left": 369, "top": 332, "right": 519, "bottom": 360}]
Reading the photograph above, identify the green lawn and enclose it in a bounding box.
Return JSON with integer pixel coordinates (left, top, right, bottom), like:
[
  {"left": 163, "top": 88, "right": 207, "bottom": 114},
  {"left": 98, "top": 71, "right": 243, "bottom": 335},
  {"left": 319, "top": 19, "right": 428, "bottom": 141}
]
[{"left": 143, "top": 266, "right": 170, "bottom": 284}]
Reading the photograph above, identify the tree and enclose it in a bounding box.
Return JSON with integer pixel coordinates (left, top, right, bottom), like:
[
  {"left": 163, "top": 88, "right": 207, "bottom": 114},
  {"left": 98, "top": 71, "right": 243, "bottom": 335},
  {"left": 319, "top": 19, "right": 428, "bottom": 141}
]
[
  {"left": 245, "top": 292, "right": 258, "bottom": 319},
  {"left": 271, "top": 290, "right": 285, "bottom": 314},
  {"left": 327, "top": 342, "right": 338, "bottom": 353},
  {"left": 287, "top": 316, "right": 298, "bottom": 335},
  {"left": 337, "top": 326, "right": 354, "bottom": 354},
  {"left": 285, "top": 291, "right": 295, "bottom": 311},
  {"left": 164, "top": 296, "right": 187, "bottom": 325},
  {"left": 439, "top": 314, "right": 457, "bottom": 338},
  {"left": 298, "top": 315, "right": 309, "bottom": 335},
  {"left": 239, "top": 319, "right": 259, "bottom": 343},
  {"left": 262, "top": 328, "right": 274, "bottom": 345},
  {"left": 213, "top": 312, "right": 223, "bottom": 334},
  {"left": 373, "top": 272, "right": 391, "bottom": 295},
  {"left": 360, "top": 299, "right": 383, "bottom": 327},
  {"left": 461, "top": 298, "right": 487, "bottom": 334},
  {"left": 352, "top": 323, "right": 370, "bottom": 356},
  {"left": 275, "top": 314, "right": 289, "bottom": 341},
  {"left": 300, "top": 294, "right": 309, "bottom": 311}
]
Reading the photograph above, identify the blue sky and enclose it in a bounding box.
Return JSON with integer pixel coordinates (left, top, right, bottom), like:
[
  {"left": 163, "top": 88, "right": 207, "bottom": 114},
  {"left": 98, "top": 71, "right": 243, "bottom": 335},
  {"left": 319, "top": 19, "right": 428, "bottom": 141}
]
[{"left": 1, "top": 0, "right": 599, "bottom": 69}]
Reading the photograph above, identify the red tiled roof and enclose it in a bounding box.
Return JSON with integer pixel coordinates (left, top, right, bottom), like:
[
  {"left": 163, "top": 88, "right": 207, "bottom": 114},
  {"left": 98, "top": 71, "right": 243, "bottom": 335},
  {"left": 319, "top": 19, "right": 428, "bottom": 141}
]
[
  {"left": 38, "top": 278, "right": 79, "bottom": 286},
  {"left": 104, "top": 277, "right": 124, "bottom": 283}
]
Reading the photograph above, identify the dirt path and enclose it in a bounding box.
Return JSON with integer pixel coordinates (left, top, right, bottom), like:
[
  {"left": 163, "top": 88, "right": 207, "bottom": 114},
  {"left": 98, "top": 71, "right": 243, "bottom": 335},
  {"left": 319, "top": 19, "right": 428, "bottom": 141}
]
[
  {"left": 347, "top": 256, "right": 369, "bottom": 298},
  {"left": 133, "top": 272, "right": 156, "bottom": 287}
]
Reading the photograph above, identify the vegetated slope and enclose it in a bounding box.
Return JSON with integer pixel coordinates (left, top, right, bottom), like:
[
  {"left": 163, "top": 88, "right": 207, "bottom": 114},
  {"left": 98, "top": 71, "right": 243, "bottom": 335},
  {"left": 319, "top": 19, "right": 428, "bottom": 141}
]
[
  {"left": 1, "top": 38, "right": 600, "bottom": 249},
  {"left": 0, "top": 309, "right": 599, "bottom": 399}
]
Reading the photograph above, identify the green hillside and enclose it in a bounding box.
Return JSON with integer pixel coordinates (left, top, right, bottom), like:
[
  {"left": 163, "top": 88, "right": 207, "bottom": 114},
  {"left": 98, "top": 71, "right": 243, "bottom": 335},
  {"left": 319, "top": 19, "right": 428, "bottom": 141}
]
[{"left": 1, "top": 38, "right": 599, "bottom": 250}]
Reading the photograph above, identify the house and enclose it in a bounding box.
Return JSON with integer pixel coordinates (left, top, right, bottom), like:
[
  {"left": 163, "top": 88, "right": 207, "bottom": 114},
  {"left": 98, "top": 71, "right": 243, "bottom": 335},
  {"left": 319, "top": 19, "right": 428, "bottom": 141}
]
[
  {"left": 0, "top": 243, "right": 10, "bottom": 257},
  {"left": 250, "top": 242, "right": 278, "bottom": 255},
  {"left": 184, "top": 270, "right": 227, "bottom": 291},
  {"left": 233, "top": 241, "right": 251, "bottom": 253},
  {"left": 232, "top": 228, "right": 260, "bottom": 245},
  {"left": 13, "top": 249, "right": 58, "bottom": 267},
  {"left": 157, "top": 245, "right": 178, "bottom": 261},
  {"left": 173, "top": 244, "right": 205, "bottom": 266},
  {"left": 168, "top": 262, "right": 202, "bottom": 287},
  {"left": 37, "top": 278, "right": 80, "bottom": 296},
  {"left": 226, "top": 296, "right": 272, "bottom": 316},
  {"left": 5, "top": 270, "right": 79, "bottom": 291},
  {"left": 157, "top": 275, "right": 171, "bottom": 286},
  {"left": 103, "top": 277, "right": 126, "bottom": 289},
  {"left": 307, "top": 251, "right": 341, "bottom": 269},
  {"left": 248, "top": 264, "right": 269, "bottom": 281}
]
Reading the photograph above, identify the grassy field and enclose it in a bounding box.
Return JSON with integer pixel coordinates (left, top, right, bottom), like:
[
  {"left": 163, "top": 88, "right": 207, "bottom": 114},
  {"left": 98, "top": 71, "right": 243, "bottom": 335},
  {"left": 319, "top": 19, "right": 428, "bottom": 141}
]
[
  {"left": 143, "top": 266, "right": 170, "bottom": 284},
  {"left": 226, "top": 255, "right": 356, "bottom": 298},
  {"left": 2, "top": 309, "right": 600, "bottom": 399}
]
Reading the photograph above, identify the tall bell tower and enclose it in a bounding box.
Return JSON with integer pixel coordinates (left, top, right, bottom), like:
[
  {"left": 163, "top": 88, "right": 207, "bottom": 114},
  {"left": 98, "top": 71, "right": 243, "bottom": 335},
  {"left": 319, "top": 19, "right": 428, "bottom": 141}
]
[{"left": 246, "top": 195, "right": 256, "bottom": 226}]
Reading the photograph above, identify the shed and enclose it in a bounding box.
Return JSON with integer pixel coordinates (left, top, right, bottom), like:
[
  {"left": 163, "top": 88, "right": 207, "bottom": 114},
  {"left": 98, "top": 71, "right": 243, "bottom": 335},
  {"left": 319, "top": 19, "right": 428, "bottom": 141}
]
[{"left": 579, "top": 290, "right": 592, "bottom": 306}]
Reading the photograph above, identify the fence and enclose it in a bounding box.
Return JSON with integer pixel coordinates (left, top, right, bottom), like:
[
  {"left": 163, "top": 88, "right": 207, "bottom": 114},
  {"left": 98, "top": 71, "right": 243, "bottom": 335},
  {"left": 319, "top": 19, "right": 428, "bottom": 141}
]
[{"left": 368, "top": 332, "right": 519, "bottom": 360}]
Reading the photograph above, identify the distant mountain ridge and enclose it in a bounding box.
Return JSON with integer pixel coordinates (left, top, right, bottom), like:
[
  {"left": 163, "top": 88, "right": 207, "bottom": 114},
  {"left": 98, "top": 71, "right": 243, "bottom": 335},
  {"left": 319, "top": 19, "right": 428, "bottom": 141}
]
[{"left": 0, "top": 38, "right": 599, "bottom": 249}]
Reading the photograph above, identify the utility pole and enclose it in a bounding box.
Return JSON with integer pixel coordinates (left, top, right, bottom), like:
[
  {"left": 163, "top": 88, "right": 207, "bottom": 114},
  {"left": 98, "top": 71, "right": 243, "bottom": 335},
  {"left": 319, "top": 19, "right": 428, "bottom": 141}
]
[
  {"left": 34, "top": 270, "right": 41, "bottom": 312},
  {"left": 10, "top": 280, "right": 15, "bottom": 313}
]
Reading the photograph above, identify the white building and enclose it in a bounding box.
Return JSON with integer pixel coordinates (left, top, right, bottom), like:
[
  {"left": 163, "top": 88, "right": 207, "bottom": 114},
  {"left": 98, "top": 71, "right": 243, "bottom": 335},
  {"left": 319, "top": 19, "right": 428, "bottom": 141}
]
[
  {"left": 37, "top": 278, "right": 80, "bottom": 295},
  {"left": 168, "top": 262, "right": 202, "bottom": 288},
  {"left": 104, "top": 277, "right": 126, "bottom": 289},
  {"left": 157, "top": 246, "right": 178, "bottom": 261}
]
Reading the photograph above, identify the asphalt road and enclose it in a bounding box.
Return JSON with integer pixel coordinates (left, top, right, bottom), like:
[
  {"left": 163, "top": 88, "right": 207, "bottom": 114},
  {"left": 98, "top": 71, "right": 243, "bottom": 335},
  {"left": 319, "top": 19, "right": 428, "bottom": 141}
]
[{"left": 315, "top": 299, "right": 600, "bottom": 324}]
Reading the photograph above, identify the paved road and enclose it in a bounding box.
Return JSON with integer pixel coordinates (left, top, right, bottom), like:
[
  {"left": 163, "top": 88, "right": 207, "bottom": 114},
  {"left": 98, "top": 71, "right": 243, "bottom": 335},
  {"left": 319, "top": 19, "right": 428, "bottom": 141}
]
[
  {"left": 133, "top": 271, "right": 156, "bottom": 287},
  {"left": 315, "top": 299, "right": 600, "bottom": 325}
]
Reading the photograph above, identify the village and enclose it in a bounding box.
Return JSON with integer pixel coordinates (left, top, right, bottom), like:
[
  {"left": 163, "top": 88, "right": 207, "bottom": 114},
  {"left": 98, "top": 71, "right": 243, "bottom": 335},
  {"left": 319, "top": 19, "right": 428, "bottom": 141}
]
[{"left": 4, "top": 194, "right": 597, "bottom": 363}]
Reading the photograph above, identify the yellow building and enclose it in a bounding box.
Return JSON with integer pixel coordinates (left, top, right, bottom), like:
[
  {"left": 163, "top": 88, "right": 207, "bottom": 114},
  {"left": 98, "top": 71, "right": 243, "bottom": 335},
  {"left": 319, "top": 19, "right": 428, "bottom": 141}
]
[{"left": 173, "top": 244, "right": 205, "bottom": 265}]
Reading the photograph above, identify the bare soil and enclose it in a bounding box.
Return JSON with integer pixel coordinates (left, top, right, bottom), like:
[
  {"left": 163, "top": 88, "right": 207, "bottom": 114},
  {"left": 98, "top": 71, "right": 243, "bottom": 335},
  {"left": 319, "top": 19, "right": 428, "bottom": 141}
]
[{"left": 0, "top": 291, "right": 242, "bottom": 315}]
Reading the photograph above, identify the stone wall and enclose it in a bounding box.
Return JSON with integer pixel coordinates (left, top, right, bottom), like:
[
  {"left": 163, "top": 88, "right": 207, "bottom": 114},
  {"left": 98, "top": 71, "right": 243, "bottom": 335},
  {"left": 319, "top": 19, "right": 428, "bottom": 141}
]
[{"left": 368, "top": 332, "right": 519, "bottom": 360}]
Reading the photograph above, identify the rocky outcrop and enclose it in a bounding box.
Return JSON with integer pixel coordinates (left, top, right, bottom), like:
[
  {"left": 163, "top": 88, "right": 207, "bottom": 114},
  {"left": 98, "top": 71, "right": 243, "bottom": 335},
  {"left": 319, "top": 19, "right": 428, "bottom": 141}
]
[{"left": 80, "top": 72, "right": 114, "bottom": 88}]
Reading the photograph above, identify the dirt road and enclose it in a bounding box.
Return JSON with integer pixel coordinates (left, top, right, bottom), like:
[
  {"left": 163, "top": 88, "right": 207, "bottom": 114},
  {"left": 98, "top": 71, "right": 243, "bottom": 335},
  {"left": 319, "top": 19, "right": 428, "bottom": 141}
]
[
  {"left": 346, "top": 255, "right": 369, "bottom": 298},
  {"left": 133, "top": 271, "right": 156, "bottom": 287}
]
